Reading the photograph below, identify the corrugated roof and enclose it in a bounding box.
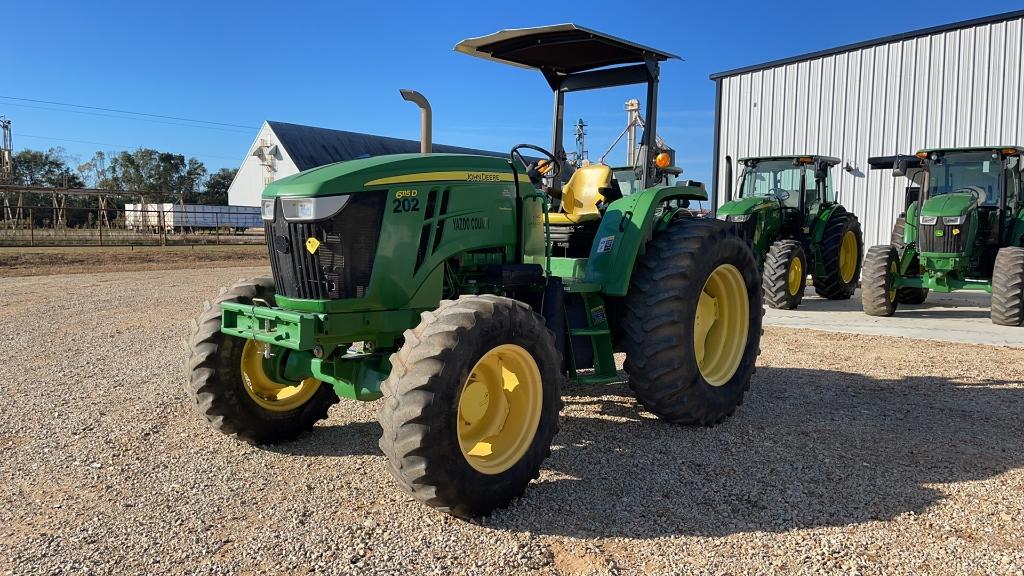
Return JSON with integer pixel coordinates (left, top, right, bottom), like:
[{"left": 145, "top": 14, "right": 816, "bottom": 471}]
[
  {"left": 267, "top": 121, "right": 506, "bottom": 171},
  {"left": 709, "top": 9, "right": 1024, "bottom": 80}
]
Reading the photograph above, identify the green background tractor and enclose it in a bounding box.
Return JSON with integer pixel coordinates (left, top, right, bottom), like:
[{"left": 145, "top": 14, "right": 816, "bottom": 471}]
[
  {"left": 863, "top": 147, "right": 1024, "bottom": 325},
  {"left": 716, "top": 156, "right": 863, "bottom": 309},
  {"left": 185, "top": 25, "right": 763, "bottom": 518}
]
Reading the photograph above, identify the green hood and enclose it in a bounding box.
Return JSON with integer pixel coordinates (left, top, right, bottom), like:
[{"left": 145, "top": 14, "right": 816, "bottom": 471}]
[
  {"left": 262, "top": 153, "right": 517, "bottom": 198},
  {"left": 919, "top": 192, "right": 978, "bottom": 218},
  {"left": 718, "top": 195, "right": 777, "bottom": 217}
]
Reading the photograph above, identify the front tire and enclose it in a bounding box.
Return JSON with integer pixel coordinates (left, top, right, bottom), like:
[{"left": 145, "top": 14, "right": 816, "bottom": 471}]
[
  {"left": 991, "top": 246, "right": 1024, "bottom": 326},
  {"left": 377, "top": 295, "right": 563, "bottom": 518},
  {"left": 762, "top": 240, "right": 807, "bottom": 310},
  {"left": 186, "top": 277, "right": 339, "bottom": 444},
  {"left": 622, "top": 219, "right": 762, "bottom": 425},
  {"left": 814, "top": 208, "right": 863, "bottom": 300},
  {"left": 861, "top": 246, "right": 899, "bottom": 316}
]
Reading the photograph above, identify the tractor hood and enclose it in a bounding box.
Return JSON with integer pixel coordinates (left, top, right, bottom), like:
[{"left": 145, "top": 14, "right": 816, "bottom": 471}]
[
  {"left": 919, "top": 192, "right": 978, "bottom": 218},
  {"left": 262, "top": 153, "right": 523, "bottom": 198},
  {"left": 718, "top": 195, "right": 776, "bottom": 218}
]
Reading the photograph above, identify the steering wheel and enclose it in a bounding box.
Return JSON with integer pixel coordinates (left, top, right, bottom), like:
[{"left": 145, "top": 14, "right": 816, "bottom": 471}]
[
  {"left": 953, "top": 185, "right": 988, "bottom": 206},
  {"left": 768, "top": 187, "right": 791, "bottom": 201},
  {"left": 511, "top": 144, "right": 562, "bottom": 184}
]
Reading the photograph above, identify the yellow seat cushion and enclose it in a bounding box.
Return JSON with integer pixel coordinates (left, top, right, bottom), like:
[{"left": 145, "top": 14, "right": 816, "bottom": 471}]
[{"left": 558, "top": 164, "right": 612, "bottom": 221}]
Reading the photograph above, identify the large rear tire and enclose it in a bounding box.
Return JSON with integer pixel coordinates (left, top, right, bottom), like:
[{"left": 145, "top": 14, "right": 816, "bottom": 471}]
[
  {"left": 814, "top": 208, "right": 863, "bottom": 300},
  {"left": 186, "top": 277, "right": 339, "bottom": 444},
  {"left": 377, "top": 295, "right": 563, "bottom": 518},
  {"left": 762, "top": 239, "right": 807, "bottom": 310},
  {"left": 861, "top": 246, "right": 899, "bottom": 317},
  {"left": 991, "top": 246, "right": 1024, "bottom": 326},
  {"left": 622, "top": 219, "right": 762, "bottom": 425}
]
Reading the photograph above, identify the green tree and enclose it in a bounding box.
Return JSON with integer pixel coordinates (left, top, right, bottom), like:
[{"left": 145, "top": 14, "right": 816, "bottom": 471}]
[
  {"left": 100, "top": 148, "right": 207, "bottom": 202},
  {"left": 13, "top": 147, "right": 84, "bottom": 188},
  {"left": 201, "top": 167, "right": 237, "bottom": 205}
]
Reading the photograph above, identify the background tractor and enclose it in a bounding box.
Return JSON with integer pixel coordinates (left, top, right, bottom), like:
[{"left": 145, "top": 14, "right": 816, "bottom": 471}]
[
  {"left": 863, "top": 147, "right": 1024, "bottom": 325},
  {"left": 186, "top": 25, "right": 763, "bottom": 518},
  {"left": 716, "top": 156, "right": 863, "bottom": 309}
]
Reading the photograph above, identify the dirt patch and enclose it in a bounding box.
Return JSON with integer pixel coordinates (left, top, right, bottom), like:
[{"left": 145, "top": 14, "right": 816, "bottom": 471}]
[{"left": 0, "top": 246, "right": 269, "bottom": 277}]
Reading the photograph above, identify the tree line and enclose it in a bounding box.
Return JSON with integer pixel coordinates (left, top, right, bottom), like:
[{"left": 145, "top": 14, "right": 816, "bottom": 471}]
[{"left": 9, "top": 146, "right": 237, "bottom": 206}]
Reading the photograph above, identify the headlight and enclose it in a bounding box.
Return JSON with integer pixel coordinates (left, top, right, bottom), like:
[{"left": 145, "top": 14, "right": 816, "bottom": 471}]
[
  {"left": 716, "top": 213, "right": 729, "bottom": 221},
  {"left": 279, "top": 195, "right": 351, "bottom": 222},
  {"left": 942, "top": 215, "right": 965, "bottom": 225},
  {"left": 261, "top": 198, "right": 275, "bottom": 221},
  {"left": 728, "top": 214, "right": 752, "bottom": 223},
  {"left": 920, "top": 215, "right": 937, "bottom": 225}
]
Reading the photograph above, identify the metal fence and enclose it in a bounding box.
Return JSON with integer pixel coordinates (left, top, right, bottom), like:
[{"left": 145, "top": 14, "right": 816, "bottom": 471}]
[{"left": 0, "top": 205, "right": 266, "bottom": 247}]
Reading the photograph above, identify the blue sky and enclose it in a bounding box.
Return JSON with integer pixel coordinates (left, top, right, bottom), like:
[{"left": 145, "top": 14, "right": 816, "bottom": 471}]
[{"left": 3, "top": 0, "right": 1013, "bottom": 187}]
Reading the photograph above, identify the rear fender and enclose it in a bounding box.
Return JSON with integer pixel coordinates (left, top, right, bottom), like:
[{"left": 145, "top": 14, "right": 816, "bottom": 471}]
[
  {"left": 810, "top": 205, "right": 844, "bottom": 276},
  {"left": 584, "top": 184, "right": 708, "bottom": 296}
]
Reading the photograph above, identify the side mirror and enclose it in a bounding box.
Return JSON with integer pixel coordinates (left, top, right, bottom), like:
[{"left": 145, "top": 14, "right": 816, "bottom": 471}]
[
  {"left": 893, "top": 158, "right": 910, "bottom": 177},
  {"left": 814, "top": 160, "right": 828, "bottom": 180}
]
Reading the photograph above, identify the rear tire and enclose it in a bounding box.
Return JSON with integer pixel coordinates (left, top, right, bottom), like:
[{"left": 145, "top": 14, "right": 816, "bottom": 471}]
[
  {"left": 622, "top": 218, "right": 762, "bottom": 425},
  {"left": 861, "top": 246, "right": 899, "bottom": 317},
  {"left": 186, "top": 277, "right": 339, "bottom": 444},
  {"left": 762, "top": 240, "right": 806, "bottom": 310},
  {"left": 377, "top": 295, "right": 563, "bottom": 518},
  {"left": 991, "top": 246, "right": 1024, "bottom": 326},
  {"left": 814, "top": 208, "right": 863, "bottom": 300}
]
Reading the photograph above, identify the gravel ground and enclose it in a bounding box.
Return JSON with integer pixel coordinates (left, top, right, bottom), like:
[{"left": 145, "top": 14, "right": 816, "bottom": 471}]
[{"left": 1, "top": 267, "right": 1022, "bottom": 575}]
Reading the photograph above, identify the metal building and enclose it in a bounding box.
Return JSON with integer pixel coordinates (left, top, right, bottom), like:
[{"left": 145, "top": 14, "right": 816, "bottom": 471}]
[{"left": 710, "top": 9, "right": 1024, "bottom": 247}]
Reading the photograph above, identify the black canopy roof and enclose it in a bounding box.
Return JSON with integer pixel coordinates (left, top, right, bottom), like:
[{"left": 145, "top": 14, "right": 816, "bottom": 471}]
[
  {"left": 455, "top": 24, "right": 680, "bottom": 75},
  {"left": 267, "top": 121, "right": 504, "bottom": 171}
]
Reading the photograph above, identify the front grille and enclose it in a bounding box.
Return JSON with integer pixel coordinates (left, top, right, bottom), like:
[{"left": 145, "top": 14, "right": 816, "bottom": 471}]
[
  {"left": 917, "top": 223, "right": 964, "bottom": 253},
  {"left": 265, "top": 192, "right": 387, "bottom": 299}
]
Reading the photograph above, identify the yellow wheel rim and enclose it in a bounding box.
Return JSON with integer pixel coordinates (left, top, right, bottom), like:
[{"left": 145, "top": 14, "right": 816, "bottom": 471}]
[
  {"left": 839, "top": 230, "right": 858, "bottom": 284},
  {"left": 457, "top": 344, "right": 543, "bottom": 475},
  {"left": 888, "top": 261, "right": 898, "bottom": 302},
  {"left": 787, "top": 256, "right": 803, "bottom": 296},
  {"left": 240, "top": 340, "right": 321, "bottom": 412},
  {"left": 694, "top": 264, "right": 749, "bottom": 387}
]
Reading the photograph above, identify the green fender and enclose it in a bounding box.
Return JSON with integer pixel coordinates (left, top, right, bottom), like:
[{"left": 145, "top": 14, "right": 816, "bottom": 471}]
[
  {"left": 583, "top": 184, "right": 708, "bottom": 296},
  {"left": 809, "top": 204, "right": 844, "bottom": 277}
]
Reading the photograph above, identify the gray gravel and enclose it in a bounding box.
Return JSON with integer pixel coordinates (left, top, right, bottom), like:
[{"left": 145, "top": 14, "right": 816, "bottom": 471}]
[{"left": 1, "top": 267, "right": 1022, "bottom": 575}]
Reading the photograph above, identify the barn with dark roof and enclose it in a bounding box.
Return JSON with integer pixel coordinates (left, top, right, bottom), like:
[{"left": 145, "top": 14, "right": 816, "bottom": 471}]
[{"left": 227, "top": 121, "right": 503, "bottom": 206}]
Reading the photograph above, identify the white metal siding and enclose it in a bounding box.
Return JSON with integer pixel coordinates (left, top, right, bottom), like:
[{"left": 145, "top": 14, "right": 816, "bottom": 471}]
[
  {"left": 227, "top": 122, "right": 300, "bottom": 207},
  {"left": 715, "top": 16, "right": 1024, "bottom": 249}
]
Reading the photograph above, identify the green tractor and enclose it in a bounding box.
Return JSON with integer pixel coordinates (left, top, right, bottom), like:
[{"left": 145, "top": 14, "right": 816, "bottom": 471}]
[
  {"left": 186, "top": 25, "right": 763, "bottom": 517},
  {"left": 863, "top": 147, "right": 1024, "bottom": 325},
  {"left": 716, "top": 156, "right": 863, "bottom": 309}
]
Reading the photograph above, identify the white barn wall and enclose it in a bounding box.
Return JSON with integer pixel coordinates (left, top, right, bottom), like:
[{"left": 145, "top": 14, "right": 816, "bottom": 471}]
[
  {"left": 713, "top": 13, "right": 1024, "bottom": 248},
  {"left": 227, "top": 122, "right": 300, "bottom": 207}
]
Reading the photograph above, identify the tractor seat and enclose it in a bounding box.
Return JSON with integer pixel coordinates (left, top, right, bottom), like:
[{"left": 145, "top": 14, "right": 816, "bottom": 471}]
[{"left": 547, "top": 164, "right": 613, "bottom": 225}]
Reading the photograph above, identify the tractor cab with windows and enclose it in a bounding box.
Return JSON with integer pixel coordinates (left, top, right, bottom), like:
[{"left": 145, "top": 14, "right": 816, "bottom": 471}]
[
  {"left": 716, "top": 155, "right": 863, "bottom": 310},
  {"left": 863, "top": 146, "right": 1024, "bottom": 325}
]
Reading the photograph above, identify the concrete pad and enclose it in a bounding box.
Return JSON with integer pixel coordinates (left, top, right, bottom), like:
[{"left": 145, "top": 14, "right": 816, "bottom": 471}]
[{"left": 764, "top": 289, "right": 1024, "bottom": 348}]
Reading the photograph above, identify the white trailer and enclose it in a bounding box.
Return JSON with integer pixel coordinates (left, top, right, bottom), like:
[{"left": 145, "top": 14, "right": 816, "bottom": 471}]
[{"left": 124, "top": 204, "right": 262, "bottom": 231}]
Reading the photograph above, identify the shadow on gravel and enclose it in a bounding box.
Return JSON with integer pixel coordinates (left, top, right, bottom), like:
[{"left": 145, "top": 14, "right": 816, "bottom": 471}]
[
  {"left": 792, "top": 292, "right": 991, "bottom": 320},
  {"left": 264, "top": 421, "right": 381, "bottom": 458},
  {"left": 487, "top": 368, "right": 1024, "bottom": 538}
]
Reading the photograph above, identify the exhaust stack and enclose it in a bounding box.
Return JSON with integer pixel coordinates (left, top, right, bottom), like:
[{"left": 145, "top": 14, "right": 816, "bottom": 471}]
[{"left": 400, "top": 89, "right": 432, "bottom": 154}]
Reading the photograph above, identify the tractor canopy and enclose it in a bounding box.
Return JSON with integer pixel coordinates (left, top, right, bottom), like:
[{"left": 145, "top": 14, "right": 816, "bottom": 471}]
[{"left": 456, "top": 24, "right": 680, "bottom": 193}]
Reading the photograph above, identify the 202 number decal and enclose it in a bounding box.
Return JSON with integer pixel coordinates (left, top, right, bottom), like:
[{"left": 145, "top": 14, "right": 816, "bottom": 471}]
[{"left": 393, "top": 198, "right": 420, "bottom": 213}]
